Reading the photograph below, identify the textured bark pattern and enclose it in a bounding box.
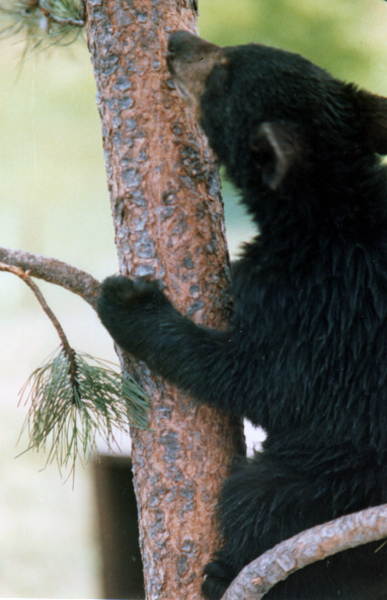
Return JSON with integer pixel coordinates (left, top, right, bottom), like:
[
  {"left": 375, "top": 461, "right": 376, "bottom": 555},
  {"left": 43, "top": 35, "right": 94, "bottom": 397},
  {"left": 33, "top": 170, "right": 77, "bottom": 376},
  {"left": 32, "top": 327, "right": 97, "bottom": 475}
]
[{"left": 85, "top": 2, "right": 245, "bottom": 599}]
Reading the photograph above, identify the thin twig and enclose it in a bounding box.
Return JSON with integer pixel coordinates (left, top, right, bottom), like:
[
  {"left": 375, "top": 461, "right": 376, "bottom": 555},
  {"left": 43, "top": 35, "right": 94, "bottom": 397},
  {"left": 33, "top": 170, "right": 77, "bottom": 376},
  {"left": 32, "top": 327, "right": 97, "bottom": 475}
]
[
  {"left": 0, "top": 262, "right": 70, "bottom": 347},
  {"left": 0, "top": 262, "right": 81, "bottom": 401}
]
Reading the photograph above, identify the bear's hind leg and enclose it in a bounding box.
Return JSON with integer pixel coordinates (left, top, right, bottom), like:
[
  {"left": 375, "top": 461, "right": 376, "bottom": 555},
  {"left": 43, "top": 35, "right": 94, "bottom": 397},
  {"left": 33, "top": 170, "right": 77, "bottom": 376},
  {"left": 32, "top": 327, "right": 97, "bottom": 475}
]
[
  {"left": 201, "top": 450, "right": 387, "bottom": 600},
  {"left": 202, "top": 552, "right": 237, "bottom": 600},
  {"left": 200, "top": 451, "right": 335, "bottom": 600}
]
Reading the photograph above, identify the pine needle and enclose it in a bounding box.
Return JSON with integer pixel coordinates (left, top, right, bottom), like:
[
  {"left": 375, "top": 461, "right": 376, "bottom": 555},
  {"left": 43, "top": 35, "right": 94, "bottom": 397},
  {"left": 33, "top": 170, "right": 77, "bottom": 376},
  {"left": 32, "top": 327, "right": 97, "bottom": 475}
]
[
  {"left": 18, "top": 347, "right": 151, "bottom": 476},
  {"left": 0, "top": 0, "right": 85, "bottom": 54}
]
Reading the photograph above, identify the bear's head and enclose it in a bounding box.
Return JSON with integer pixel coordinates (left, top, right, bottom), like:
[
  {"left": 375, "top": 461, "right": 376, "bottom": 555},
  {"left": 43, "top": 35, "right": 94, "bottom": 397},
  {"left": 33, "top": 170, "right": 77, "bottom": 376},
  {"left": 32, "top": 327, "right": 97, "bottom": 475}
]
[{"left": 167, "top": 31, "right": 387, "bottom": 209}]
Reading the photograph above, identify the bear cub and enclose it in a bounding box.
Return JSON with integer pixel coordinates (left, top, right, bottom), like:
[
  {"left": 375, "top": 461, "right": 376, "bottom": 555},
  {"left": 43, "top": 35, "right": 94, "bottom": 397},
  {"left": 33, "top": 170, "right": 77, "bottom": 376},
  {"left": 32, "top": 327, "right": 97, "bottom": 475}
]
[{"left": 97, "top": 31, "right": 387, "bottom": 599}]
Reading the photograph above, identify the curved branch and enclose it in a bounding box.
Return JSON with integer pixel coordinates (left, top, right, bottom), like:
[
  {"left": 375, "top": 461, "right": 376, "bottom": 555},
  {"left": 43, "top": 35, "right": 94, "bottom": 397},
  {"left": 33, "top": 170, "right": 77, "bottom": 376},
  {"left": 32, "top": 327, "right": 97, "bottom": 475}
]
[
  {"left": 220, "top": 503, "right": 387, "bottom": 600},
  {"left": 0, "top": 247, "right": 101, "bottom": 310}
]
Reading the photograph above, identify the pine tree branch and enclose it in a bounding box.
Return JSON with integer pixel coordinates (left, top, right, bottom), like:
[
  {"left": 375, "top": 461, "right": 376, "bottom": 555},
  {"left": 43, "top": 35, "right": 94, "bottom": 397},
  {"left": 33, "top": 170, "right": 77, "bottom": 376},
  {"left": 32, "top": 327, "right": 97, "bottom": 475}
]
[
  {"left": 220, "top": 503, "right": 387, "bottom": 600},
  {"left": 0, "top": 246, "right": 100, "bottom": 309}
]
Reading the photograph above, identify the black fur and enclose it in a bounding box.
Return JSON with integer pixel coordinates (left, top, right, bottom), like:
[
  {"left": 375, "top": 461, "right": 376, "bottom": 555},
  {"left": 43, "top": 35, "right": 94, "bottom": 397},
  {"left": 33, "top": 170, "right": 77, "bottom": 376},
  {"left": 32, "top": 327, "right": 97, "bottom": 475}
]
[{"left": 97, "top": 32, "right": 387, "bottom": 599}]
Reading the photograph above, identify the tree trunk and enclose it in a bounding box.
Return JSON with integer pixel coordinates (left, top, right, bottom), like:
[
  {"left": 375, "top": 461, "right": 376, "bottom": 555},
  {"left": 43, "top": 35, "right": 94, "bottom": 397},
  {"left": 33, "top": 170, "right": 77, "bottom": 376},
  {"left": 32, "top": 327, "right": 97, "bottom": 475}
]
[{"left": 85, "top": 2, "right": 245, "bottom": 599}]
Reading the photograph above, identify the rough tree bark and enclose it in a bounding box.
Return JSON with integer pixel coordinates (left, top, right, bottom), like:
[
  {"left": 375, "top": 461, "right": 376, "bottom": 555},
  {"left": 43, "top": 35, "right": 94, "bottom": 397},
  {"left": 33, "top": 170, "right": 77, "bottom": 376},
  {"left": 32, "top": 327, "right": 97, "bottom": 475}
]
[{"left": 85, "top": 2, "right": 245, "bottom": 599}]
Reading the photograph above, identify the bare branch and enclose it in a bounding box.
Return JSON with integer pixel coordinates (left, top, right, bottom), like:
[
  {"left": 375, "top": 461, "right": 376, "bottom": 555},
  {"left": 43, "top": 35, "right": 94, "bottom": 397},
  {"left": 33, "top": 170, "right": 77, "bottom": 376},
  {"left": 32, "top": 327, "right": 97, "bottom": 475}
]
[
  {"left": 220, "top": 503, "right": 387, "bottom": 600},
  {"left": 0, "top": 246, "right": 101, "bottom": 309}
]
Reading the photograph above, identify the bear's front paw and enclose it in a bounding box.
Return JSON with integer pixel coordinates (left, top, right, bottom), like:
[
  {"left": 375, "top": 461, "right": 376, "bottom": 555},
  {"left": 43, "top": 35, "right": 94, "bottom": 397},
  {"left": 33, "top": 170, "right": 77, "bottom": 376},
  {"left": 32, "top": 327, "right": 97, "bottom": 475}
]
[
  {"left": 96, "top": 275, "right": 174, "bottom": 357},
  {"left": 98, "top": 275, "right": 169, "bottom": 313},
  {"left": 98, "top": 275, "right": 136, "bottom": 306}
]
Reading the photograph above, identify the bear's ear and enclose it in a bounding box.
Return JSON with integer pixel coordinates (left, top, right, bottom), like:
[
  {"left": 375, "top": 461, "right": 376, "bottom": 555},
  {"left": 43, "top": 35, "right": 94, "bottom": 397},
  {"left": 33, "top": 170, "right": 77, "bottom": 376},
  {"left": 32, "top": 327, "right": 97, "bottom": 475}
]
[
  {"left": 356, "top": 89, "right": 387, "bottom": 155},
  {"left": 249, "top": 122, "right": 302, "bottom": 191}
]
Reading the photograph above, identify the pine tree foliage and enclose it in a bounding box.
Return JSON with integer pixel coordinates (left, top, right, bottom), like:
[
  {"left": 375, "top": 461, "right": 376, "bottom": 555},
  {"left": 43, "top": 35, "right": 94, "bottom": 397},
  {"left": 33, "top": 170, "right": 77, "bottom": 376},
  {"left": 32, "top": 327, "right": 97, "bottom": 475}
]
[
  {"left": 0, "top": 0, "right": 84, "bottom": 53},
  {"left": 19, "top": 347, "right": 151, "bottom": 475},
  {"left": 0, "top": 262, "right": 150, "bottom": 476}
]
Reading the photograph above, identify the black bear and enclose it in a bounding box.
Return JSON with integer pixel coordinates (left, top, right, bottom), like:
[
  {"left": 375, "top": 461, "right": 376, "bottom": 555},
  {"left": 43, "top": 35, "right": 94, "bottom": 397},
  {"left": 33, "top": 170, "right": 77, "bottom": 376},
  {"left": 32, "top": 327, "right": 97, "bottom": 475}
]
[{"left": 97, "top": 31, "right": 387, "bottom": 599}]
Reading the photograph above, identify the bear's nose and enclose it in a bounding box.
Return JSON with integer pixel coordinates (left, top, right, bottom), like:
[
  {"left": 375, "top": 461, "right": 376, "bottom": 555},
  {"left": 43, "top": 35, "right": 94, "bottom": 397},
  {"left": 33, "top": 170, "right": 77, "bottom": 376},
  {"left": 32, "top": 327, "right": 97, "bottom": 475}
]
[
  {"left": 168, "top": 31, "right": 200, "bottom": 59},
  {"left": 167, "top": 31, "right": 219, "bottom": 64}
]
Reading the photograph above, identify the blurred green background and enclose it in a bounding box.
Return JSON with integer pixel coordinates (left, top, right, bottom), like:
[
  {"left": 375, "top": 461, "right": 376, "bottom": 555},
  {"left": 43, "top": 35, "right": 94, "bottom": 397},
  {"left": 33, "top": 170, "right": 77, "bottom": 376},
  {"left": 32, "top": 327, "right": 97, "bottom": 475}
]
[{"left": 1, "top": 0, "right": 387, "bottom": 596}]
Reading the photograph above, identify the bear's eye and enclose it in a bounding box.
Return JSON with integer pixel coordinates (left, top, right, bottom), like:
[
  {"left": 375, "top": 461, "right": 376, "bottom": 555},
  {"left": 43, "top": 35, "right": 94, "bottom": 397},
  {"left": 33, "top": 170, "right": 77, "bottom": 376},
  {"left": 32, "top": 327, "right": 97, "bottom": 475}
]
[{"left": 209, "top": 59, "right": 231, "bottom": 93}]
